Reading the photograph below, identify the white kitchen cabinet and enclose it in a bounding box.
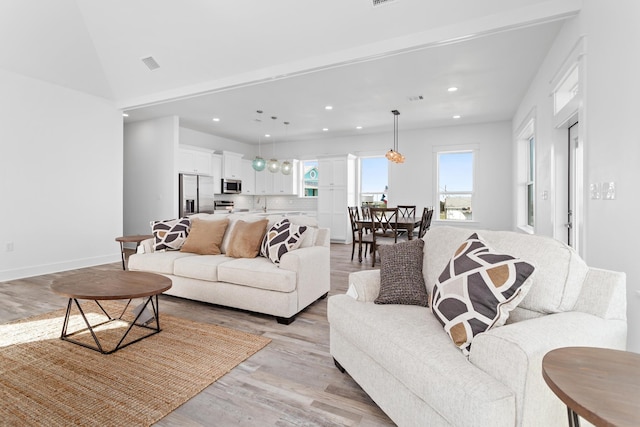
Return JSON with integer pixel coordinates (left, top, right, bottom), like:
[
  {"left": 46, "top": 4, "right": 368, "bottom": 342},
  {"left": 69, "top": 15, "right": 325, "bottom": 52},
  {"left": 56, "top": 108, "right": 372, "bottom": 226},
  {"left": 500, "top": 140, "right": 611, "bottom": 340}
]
[
  {"left": 178, "top": 146, "right": 213, "bottom": 175},
  {"left": 254, "top": 159, "right": 298, "bottom": 195},
  {"left": 241, "top": 159, "right": 256, "bottom": 195},
  {"left": 212, "top": 154, "right": 222, "bottom": 194},
  {"left": 222, "top": 151, "right": 243, "bottom": 179},
  {"left": 317, "top": 155, "right": 356, "bottom": 242}
]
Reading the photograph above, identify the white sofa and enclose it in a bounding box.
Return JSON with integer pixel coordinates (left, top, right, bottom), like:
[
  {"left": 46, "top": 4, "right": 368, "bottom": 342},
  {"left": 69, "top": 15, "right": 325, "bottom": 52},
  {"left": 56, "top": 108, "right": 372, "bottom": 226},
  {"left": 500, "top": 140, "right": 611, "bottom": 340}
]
[
  {"left": 328, "top": 226, "right": 627, "bottom": 427},
  {"left": 129, "top": 213, "right": 330, "bottom": 324}
]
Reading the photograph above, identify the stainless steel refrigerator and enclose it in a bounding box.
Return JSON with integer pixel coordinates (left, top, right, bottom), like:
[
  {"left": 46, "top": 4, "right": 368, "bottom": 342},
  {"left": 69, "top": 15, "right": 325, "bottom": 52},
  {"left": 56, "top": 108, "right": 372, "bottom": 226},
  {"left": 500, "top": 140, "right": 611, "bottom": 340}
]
[{"left": 178, "top": 173, "right": 215, "bottom": 217}]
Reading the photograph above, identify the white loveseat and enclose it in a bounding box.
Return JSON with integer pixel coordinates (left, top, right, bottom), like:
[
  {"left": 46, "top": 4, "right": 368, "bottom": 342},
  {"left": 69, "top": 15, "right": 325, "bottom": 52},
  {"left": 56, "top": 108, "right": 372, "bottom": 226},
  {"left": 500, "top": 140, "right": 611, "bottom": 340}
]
[
  {"left": 129, "top": 213, "right": 330, "bottom": 324},
  {"left": 328, "top": 226, "right": 627, "bottom": 427}
]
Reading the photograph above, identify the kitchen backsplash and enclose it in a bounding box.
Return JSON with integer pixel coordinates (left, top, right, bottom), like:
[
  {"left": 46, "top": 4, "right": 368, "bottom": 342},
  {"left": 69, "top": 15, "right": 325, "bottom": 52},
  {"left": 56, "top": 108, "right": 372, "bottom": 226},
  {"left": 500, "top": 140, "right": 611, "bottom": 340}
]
[{"left": 217, "top": 194, "right": 318, "bottom": 212}]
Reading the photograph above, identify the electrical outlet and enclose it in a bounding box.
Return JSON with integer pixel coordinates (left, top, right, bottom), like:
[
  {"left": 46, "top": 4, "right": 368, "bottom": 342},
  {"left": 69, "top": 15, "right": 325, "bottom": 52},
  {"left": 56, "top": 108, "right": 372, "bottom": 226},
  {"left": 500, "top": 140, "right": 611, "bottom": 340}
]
[{"left": 6, "top": 242, "right": 14, "bottom": 252}]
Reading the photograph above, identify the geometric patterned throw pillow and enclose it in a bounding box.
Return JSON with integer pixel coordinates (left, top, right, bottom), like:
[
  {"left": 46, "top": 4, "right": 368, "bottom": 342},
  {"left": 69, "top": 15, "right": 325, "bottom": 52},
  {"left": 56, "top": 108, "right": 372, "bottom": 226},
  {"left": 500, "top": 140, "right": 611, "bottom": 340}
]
[
  {"left": 260, "top": 218, "right": 307, "bottom": 265},
  {"left": 151, "top": 217, "right": 191, "bottom": 251},
  {"left": 430, "top": 233, "right": 535, "bottom": 355}
]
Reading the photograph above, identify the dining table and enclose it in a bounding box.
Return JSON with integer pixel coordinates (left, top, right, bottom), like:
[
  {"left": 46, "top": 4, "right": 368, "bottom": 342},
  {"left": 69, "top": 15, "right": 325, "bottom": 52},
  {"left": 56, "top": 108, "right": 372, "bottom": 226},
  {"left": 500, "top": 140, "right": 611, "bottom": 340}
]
[{"left": 354, "top": 216, "right": 422, "bottom": 262}]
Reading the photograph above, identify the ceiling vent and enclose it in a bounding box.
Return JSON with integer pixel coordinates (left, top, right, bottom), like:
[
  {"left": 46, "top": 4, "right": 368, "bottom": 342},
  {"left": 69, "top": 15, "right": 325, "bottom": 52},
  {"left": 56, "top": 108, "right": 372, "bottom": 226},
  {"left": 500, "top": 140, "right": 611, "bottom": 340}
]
[
  {"left": 372, "top": 0, "right": 397, "bottom": 7},
  {"left": 141, "top": 56, "right": 160, "bottom": 71}
]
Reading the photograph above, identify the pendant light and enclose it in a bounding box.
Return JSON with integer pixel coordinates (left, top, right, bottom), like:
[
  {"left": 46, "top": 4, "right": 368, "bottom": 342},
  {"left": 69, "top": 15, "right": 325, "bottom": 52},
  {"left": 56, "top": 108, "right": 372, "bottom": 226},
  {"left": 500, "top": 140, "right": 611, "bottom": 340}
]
[
  {"left": 386, "top": 109, "right": 405, "bottom": 164},
  {"left": 266, "top": 116, "right": 280, "bottom": 173},
  {"left": 251, "top": 110, "right": 266, "bottom": 171},
  {"left": 281, "top": 121, "right": 292, "bottom": 175}
]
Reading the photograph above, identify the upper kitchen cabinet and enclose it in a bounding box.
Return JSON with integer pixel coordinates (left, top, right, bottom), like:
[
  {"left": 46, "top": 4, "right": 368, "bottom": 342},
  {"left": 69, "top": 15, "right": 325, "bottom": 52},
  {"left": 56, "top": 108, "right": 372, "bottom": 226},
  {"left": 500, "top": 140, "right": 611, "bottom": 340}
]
[
  {"left": 178, "top": 145, "right": 213, "bottom": 175},
  {"left": 254, "top": 160, "right": 299, "bottom": 195},
  {"left": 222, "top": 151, "right": 243, "bottom": 180},
  {"left": 212, "top": 154, "right": 222, "bottom": 194},
  {"left": 241, "top": 159, "right": 256, "bottom": 195}
]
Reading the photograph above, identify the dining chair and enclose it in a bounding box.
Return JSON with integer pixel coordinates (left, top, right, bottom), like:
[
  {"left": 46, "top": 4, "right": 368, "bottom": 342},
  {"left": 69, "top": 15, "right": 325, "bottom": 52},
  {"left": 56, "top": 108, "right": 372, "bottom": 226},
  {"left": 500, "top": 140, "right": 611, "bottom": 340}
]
[
  {"left": 397, "top": 205, "right": 416, "bottom": 219},
  {"left": 369, "top": 207, "right": 400, "bottom": 267},
  {"left": 348, "top": 206, "right": 372, "bottom": 261},
  {"left": 396, "top": 205, "right": 416, "bottom": 237},
  {"left": 418, "top": 207, "right": 434, "bottom": 238}
]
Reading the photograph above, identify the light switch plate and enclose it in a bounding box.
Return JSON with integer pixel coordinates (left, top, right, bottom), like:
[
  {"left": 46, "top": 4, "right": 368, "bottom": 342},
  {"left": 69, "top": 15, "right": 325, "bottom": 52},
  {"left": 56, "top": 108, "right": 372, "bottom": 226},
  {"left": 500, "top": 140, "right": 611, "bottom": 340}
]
[
  {"left": 589, "top": 183, "right": 600, "bottom": 200},
  {"left": 603, "top": 182, "right": 616, "bottom": 200}
]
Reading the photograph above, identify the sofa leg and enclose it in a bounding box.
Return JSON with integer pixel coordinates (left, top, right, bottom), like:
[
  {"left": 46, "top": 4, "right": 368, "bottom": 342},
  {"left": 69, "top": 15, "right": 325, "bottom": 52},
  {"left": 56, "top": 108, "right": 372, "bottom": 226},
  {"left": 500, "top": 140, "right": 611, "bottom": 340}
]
[
  {"left": 319, "top": 292, "right": 328, "bottom": 300},
  {"left": 276, "top": 315, "right": 295, "bottom": 325},
  {"left": 333, "top": 358, "right": 346, "bottom": 373}
]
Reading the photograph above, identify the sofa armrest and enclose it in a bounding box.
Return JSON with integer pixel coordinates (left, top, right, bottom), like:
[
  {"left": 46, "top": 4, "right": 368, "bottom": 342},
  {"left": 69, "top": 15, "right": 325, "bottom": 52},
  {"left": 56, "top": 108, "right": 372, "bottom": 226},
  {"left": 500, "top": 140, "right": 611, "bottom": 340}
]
[
  {"left": 280, "top": 246, "right": 330, "bottom": 308},
  {"left": 346, "top": 270, "right": 381, "bottom": 302},
  {"left": 138, "top": 238, "right": 154, "bottom": 254},
  {"left": 573, "top": 267, "right": 626, "bottom": 320},
  {"left": 470, "top": 312, "right": 627, "bottom": 426}
]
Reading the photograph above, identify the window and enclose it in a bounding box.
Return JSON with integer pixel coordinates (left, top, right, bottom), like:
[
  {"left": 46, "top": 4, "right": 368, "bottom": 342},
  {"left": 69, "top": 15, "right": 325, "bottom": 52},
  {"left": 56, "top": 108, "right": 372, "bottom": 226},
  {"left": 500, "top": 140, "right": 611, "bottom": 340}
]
[
  {"left": 360, "top": 157, "right": 388, "bottom": 206},
  {"left": 437, "top": 151, "right": 474, "bottom": 221},
  {"left": 516, "top": 116, "right": 535, "bottom": 232},
  {"left": 301, "top": 160, "right": 318, "bottom": 197},
  {"left": 526, "top": 136, "right": 535, "bottom": 227}
]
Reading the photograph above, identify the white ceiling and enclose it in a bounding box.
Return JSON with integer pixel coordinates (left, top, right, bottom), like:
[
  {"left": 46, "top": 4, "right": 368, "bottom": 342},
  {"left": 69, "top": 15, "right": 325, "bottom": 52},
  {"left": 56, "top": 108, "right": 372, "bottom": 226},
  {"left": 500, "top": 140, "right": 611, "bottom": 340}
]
[{"left": 0, "top": 0, "right": 580, "bottom": 145}]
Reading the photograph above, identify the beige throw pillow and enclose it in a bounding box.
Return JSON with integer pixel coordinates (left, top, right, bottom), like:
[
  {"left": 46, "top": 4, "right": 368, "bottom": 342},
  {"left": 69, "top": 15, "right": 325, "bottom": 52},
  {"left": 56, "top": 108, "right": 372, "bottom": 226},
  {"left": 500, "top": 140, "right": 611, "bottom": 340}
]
[
  {"left": 226, "top": 219, "right": 269, "bottom": 258},
  {"left": 180, "top": 218, "right": 229, "bottom": 255}
]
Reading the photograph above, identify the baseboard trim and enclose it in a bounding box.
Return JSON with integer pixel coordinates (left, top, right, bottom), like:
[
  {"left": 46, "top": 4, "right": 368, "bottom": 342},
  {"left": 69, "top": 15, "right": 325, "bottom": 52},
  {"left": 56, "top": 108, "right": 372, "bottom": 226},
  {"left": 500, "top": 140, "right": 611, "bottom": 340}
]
[{"left": 0, "top": 254, "right": 120, "bottom": 282}]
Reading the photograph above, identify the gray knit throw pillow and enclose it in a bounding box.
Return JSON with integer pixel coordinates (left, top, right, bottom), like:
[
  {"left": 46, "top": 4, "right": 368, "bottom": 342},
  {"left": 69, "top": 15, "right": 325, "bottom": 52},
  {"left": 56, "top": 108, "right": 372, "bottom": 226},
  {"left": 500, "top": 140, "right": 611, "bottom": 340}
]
[{"left": 375, "top": 238, "right": 428, "bottom": 306}]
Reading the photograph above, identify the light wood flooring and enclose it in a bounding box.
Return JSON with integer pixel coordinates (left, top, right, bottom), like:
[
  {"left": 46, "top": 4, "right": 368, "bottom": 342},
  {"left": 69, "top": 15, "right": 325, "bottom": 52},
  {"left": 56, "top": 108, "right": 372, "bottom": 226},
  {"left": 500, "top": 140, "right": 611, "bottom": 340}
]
[{"left": 0, "top": 243, "right": 395, "bottom": 426}]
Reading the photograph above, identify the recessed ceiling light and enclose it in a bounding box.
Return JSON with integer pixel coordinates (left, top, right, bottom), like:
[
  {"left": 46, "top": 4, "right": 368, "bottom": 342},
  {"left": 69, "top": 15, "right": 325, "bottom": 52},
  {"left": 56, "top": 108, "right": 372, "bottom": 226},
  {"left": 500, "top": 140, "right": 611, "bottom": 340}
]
[
  {"left": 448, "top": 87, "right": 458, "bottom": 92},
  {"left": 322, "top": 128, "right": 329, "bottom": 132},
  {"left": 212, "top": 117, "right": 220, "bottom": 122},
  {"left": 453, "top": 115, "right": 461, "bottom": 119},
  {"left": 325, "top": 106, "right": 333, "bottom": 110},
  {"left": 122, "top": 113, "right": 129, "bottom": 117},
  {"left": 356, "top": 126, "right": 363, "bottom": 130},
  {"left": 265, "top": 134, "right": 271, "bottom": 138}
]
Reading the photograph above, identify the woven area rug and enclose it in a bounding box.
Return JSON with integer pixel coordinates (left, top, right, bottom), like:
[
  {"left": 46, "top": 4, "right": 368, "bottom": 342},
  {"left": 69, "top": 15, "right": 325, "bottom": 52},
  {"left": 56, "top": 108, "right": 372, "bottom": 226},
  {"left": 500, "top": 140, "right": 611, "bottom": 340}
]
[{"left": 0, "top": 301, "right": 271, "bottom": 426}]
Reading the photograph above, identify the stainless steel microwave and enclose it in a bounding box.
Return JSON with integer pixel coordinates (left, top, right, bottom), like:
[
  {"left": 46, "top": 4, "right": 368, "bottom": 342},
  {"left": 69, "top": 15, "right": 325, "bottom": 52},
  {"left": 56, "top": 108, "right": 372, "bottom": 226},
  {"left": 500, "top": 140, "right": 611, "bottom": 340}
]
[{"left": 221, "top": 179, "right": 242, "bottom": 194}]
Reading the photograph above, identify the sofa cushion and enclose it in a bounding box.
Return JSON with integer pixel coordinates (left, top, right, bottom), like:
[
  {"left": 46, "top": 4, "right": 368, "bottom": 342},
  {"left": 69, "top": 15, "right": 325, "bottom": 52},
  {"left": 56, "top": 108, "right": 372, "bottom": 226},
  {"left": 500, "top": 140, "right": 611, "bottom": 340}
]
[
  {"left": 260, "top": 218, "right": 307, "bottom": 265},
  {"left": 375, "top": 239, "right": 428, "bottom": 306},
  {"left": 173, "top": 254, "right": 234, "bottom": 282},
  {"left": 226, "top": 219, "right": 269, "bottom": 258},
  {"left": 151, "top": 217, "right": 190, "bottom": 251},
  {"left": 423, "top": 226, "right": 587, "bottom": 314},
  {"left": 430, "top": 233, "right": 535, "bottom": 355},
  {"left": 218, "top": 257, "right": 297, "bottom": 292},
  {"left": 180, "top": 217, "right": 229, "bottom": 255},
  {"left": 128, "top": 251, "right": 195, "bottom": 275}
]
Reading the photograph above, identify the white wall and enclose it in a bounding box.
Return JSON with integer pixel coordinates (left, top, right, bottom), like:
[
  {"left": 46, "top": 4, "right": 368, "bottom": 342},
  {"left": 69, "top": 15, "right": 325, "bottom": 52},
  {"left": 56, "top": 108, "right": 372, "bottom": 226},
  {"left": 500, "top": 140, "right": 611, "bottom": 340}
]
[
  {"left": 512, "top": 16, "right": 582, "bottom": 239},
  {"left": 179, "top": 126, "right": 255, "bottom": 158},
  {"left": 124, "top": 117, "right": 179, "bottom": 235},
  {"left": 514, "top": 3, "right": 640, "bottom": 352},
  {"left": 277, "top": 121, "right": 514, "bottom": 231},
  {"left": 580, "top": 0, "right": 640, "bottom": 352},
  {"left": 0, "top": 68, "right": 122, "bottom": 281}
]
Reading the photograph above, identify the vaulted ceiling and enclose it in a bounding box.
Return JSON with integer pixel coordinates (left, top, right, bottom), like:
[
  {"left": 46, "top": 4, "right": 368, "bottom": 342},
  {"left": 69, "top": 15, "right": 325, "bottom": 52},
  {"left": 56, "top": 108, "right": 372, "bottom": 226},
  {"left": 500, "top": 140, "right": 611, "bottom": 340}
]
[{"left": 0, "top": 0, "right": 581, "bottom": 143}]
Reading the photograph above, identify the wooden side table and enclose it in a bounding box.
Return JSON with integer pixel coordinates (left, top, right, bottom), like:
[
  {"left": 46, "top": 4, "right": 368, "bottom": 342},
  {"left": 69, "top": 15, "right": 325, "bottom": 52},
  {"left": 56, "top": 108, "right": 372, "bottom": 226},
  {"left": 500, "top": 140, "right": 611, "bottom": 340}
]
[
  {"left": 542, "top": 346, "right": 640, "bottom": 427},
  {"left": 115, "top": 235, "right": 153, "bottom": 270}
]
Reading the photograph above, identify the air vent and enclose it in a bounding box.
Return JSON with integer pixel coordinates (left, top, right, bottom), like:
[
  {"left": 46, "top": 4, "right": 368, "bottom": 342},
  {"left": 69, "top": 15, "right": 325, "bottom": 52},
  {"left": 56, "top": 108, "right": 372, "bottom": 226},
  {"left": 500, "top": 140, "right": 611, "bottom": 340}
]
[
  {"left": 141, "top": 56, "right": 160, "bottom": 71},
  {"left": 408, "top": 95, "right": 424, "bottom": 102},
  {"left": 372, "top": 0, "right": 397, "bottom": 7}
]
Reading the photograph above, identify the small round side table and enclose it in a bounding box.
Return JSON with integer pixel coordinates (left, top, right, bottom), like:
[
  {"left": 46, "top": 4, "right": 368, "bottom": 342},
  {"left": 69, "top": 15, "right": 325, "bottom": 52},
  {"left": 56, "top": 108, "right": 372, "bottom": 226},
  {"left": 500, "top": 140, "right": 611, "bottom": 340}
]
[{"left": 115, "top": 235, "right": 153, "bottom": 270}]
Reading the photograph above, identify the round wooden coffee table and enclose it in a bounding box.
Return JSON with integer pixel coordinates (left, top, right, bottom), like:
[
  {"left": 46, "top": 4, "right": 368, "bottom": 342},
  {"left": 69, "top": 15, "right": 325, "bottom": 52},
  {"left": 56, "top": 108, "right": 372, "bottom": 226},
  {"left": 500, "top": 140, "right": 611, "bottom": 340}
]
[
  {"left": 542, "top": 346, "right": 640, "bottom": 427},
  {"left": 51, "top": 271, "right": 172, "bottom": 354}
]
